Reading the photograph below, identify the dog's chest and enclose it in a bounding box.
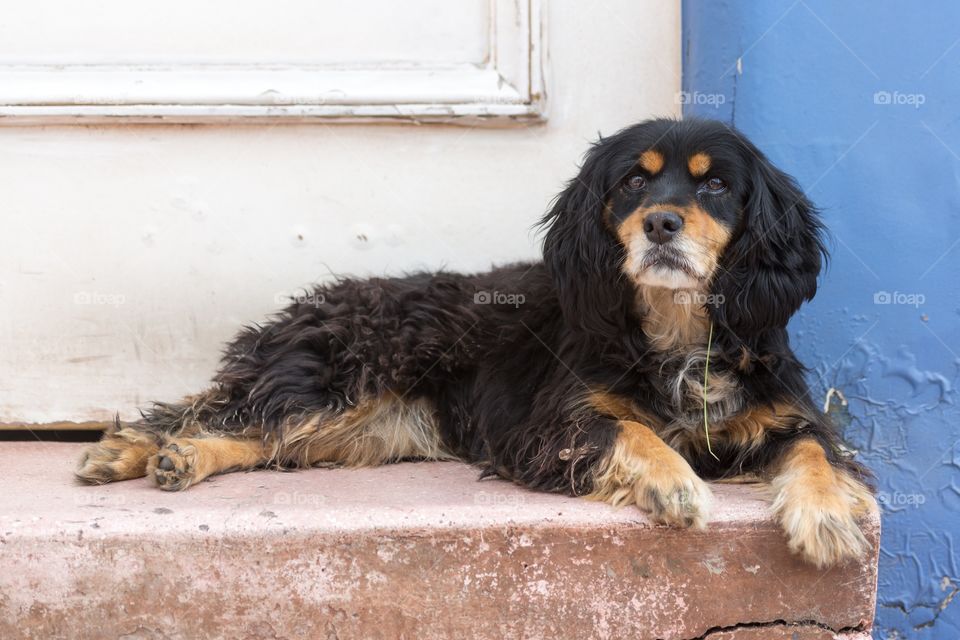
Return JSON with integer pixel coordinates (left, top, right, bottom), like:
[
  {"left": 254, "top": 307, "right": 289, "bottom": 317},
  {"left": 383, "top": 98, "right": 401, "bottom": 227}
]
[{"left": 644, "top": 350, "right": 745, "bottom": 445}]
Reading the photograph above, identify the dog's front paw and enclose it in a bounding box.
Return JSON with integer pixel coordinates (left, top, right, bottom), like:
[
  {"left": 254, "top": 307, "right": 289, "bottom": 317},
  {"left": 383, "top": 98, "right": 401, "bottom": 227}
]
[
  {"left": 634, "top": 457, "right": 714, "bottom": 529},
  {"left": 147, "top": 439, "right": 199, "bottom": 491},
  {"left": 591, "top": 421, "right": 713, "bottom": 529},
  {"left": 772, "top": 467, "right": 876, "bottom": 568}
]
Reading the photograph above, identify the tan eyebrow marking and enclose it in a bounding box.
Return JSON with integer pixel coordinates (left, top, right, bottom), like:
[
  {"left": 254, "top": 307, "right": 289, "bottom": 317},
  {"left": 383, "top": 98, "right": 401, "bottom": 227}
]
[
  {"left": 688, "top": 152, "right": 712, "bottom": 177},
  {"left": 639, "top": 150, "right": 665, "bottom": 175}
]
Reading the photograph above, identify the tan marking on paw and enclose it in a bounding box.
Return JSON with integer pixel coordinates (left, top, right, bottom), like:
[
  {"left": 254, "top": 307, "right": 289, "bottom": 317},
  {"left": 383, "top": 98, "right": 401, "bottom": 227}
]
[
  {"left": 590, "top": 420, "right": 713, "bottom": 529},
  {"left": 147, "top": 435, "right": 268, "bottom": 491},
  {"left": 147, "top": 438, "right": 200, "bottom": 491},
  {"left": 75, "top": 423, "right": 158, "bottom": 484},
  {"left": 771, "top": 439, "right": 877, "bottom": 568}
]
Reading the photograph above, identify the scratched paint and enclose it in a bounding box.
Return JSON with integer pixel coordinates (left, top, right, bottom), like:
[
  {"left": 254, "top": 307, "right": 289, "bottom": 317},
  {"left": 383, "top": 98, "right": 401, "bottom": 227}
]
[{"left": 684, "top": 1, "right": 960, "bottom": 637}]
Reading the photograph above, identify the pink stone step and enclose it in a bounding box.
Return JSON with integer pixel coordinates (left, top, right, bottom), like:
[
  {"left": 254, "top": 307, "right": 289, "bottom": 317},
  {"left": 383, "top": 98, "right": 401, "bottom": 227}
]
[{"left": 0, "top": 442, "right": 879, "bottom": 639}]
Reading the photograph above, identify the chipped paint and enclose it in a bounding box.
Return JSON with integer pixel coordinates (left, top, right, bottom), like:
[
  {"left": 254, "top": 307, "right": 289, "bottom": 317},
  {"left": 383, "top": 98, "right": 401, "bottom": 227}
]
[{"left": 702, "top": 554, "right": 727, "bottom": 575}]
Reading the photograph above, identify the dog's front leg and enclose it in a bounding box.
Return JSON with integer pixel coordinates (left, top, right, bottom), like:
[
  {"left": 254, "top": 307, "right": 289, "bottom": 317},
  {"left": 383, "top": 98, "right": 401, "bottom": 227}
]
[
  {"left": 770, "top": 437, "right": 877, "bottom": 568},
  {"left": 589, "top": 420, "right": 713, "bottom": 529}
]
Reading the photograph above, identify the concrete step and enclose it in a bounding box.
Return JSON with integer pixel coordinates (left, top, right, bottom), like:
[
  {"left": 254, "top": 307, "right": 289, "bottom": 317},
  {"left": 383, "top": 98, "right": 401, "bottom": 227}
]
[{"left": 0, "top": 442, "right": 878, "bottom": 639}]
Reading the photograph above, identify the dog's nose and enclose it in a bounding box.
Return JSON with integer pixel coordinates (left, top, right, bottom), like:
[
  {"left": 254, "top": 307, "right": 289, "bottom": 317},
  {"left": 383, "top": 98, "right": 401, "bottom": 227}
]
[{"left": 643, "top": 211, "right": 684, "bottom": 244}]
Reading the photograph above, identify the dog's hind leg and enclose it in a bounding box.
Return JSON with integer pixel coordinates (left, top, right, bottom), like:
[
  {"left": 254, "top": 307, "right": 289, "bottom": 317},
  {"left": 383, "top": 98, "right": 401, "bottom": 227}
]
[
  {"left": 75, "top": 417, "right": 160, "bottom": 484},
  {"left": 75, "top": 388, "right": 260, "bottom": 488},
  {"left": 145, "top": 394, "right": 453, "bottom": 490},
  {"left": 147, "top": 434, "right": 269, "bottom": 491}
]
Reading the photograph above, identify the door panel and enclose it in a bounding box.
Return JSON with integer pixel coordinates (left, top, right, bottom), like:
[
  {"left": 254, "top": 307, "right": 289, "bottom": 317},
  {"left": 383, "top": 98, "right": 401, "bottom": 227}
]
[{"left": 0, "top": 0, "right": 680, "bottom": 426}]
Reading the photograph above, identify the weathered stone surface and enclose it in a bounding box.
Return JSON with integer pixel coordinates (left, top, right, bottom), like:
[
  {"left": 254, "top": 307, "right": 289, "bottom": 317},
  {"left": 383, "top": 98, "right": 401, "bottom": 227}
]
[{"left": 0, "top": 442, "right": 879, "bottom": 639}]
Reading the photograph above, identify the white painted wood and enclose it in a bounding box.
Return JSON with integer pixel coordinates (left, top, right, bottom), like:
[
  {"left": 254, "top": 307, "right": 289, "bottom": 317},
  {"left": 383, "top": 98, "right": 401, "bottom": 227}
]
[
  {"left": 0, "top": 0, "right": 681, "bottom": 424},
  {"left": 0, "top": 0, "right": 489, "bottom": 65},
  {"left": 0, "top": 0, "right": 544, "bottom": 124},
  {"left": 0, "top": 66, "right": 538, "bottom": 124}
]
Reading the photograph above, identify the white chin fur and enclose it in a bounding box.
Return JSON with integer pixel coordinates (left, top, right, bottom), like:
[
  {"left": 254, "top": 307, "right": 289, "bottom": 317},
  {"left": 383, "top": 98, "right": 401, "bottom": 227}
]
[
  {"left": 626, "top": 236, "right": 705, "bottom": 291},
  {"left": 635, "top": 266, "right": 701, "bottom": 290}
]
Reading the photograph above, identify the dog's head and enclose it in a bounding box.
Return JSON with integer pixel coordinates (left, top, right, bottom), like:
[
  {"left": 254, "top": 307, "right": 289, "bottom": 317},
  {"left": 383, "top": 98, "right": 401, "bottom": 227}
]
[{"left": 542, "top": 118, "right": 825, "bottom": 341}]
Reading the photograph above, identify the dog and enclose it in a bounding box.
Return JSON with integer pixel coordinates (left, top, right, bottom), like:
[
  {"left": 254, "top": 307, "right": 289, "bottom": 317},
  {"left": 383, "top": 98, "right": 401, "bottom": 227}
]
[{"left": 76, "top": 118, "right": 875, "bottom": 568}]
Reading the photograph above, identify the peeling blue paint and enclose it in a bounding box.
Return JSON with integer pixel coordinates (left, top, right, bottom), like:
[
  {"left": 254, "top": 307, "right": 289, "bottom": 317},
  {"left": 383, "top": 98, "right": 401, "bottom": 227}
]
[{"left": 683, "top": 2, "right": 960, "bottom": 637}]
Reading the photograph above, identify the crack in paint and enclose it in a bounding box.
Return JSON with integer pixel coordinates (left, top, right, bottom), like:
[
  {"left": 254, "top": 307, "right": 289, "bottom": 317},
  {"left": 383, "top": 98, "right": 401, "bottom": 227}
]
[{"left": 887, "top": 577, "right": 960, "bottom": 631}]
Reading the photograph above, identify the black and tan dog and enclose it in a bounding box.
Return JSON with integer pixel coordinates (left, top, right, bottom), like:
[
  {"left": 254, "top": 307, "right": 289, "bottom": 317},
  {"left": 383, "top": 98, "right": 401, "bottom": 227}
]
[{"left": 77, "top": 118, "right": 875, "bottom": 568}]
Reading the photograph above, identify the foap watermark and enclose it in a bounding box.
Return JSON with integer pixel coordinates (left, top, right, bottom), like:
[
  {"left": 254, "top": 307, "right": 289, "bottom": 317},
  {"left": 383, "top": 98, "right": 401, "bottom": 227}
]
[
  {"left": 674, "top": 290, "right": 725, "bottom": 308},
  {"left": 474, "top": 93, "right": 523, "bottom": 106},
  {"left": 873, "top": 91, "right": 925, "bottom": 109},
  {"left": 274, "top": 290, "right": 326, "bottom": 307},
  {"left": 873, "top": 291, "right": 925, "bottom": 308},
  {"left": 75, "top": 493, "right": 127, "bottom": 507},
  {"left": 262, "top": 92, "right": 338, "bottom": 107},
  {"left": 676, "top": 91, "right": 727, "bottom": 108},
  {"left": 474, "top": 491, "right": 526, "bottom": 507},
  {"left": 474, "top": 290, "right": 525, "bottom": 308},
  {"left": 658, "top": 488, "right": 699, "bottom": 512},
  {"left": 877, "top": 491, "right": 926, "bottom": 510},
  {"left": 74, "top": 291, "right": 126, "bottom": 307},
  {"left": 273, "top": 491, "right": 326, "bottom": 506}
]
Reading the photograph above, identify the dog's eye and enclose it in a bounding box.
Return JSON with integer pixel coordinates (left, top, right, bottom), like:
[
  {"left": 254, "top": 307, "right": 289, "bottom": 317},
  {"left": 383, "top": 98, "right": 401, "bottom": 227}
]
[
  {"left": 701, "top": 177, "right": 727, "bottom": 194},
  {"left": 625, "top": 175, "right": 647, "bottom": 191}
]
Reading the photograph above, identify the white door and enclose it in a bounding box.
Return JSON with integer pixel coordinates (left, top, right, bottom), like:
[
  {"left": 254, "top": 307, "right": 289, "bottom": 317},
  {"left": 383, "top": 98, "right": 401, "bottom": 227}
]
[{"left": 0, "top": 0, "right": 680, "bottom": 425}]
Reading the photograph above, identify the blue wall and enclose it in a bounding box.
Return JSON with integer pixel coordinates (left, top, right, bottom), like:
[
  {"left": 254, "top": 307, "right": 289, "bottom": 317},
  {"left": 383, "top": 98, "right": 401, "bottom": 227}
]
[{"left": 683, "top": 2, "right": 960, "bottom": 638}]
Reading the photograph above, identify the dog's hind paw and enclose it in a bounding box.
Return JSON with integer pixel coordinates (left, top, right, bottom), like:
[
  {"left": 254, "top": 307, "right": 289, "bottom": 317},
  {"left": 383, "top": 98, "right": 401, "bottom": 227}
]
[
  {"left": 147, "top": 439, "right": 200, "bottom": 491},
  {"left": 75, "top": 420, "right": 158, "bottom": 484}
]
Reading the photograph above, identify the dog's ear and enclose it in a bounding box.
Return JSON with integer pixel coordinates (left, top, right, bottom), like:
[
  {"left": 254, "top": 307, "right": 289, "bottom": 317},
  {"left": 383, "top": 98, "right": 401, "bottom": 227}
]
[
  {"left": 710, "top": 142, "right": 827, "bottom": 336},
  {"left": 540, "top": 139, "right": 632, "bottom": 337}
]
